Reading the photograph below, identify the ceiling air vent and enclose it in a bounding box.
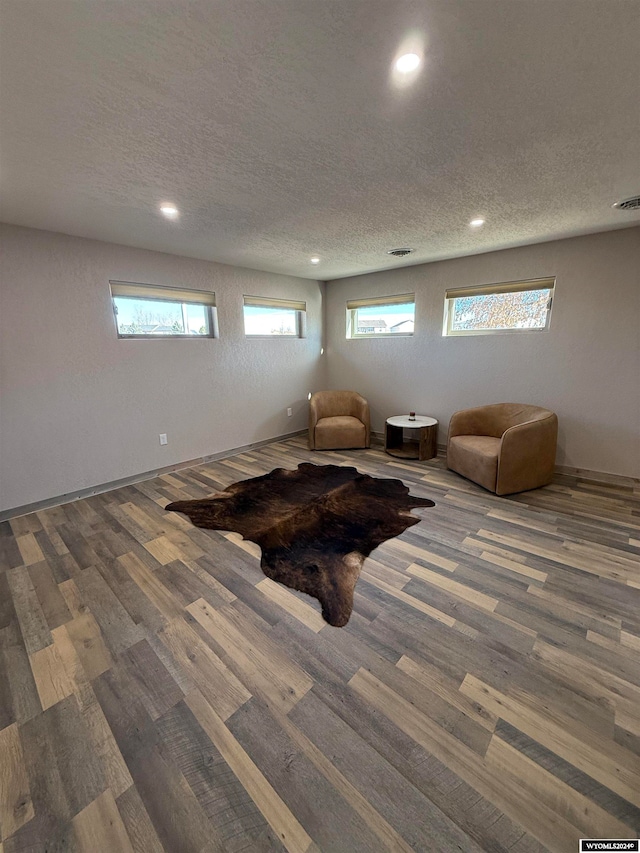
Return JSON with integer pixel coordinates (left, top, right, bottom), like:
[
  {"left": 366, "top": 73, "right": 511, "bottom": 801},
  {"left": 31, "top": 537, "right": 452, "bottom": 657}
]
[
  {"left": 612, "top": 195, "right": 640, "bottom": 211},
  {"left": 387, "top": 248, "right": 414, "bottom": 257}
]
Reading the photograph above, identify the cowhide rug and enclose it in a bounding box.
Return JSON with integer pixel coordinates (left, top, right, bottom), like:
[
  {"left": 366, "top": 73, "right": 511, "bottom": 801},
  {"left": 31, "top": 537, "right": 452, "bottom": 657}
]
[{"left": 165, "top": 462, "right": 435, "bottom": 627}]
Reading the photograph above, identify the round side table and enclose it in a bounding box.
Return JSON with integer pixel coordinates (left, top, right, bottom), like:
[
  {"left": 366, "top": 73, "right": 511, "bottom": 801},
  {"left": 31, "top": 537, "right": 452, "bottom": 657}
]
[{"left": 385, "top": 415, "right": 438, "bottom": 461}]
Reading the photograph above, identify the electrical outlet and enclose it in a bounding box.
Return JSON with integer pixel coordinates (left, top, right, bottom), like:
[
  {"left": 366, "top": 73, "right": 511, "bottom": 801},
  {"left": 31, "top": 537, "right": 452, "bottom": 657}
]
[
  {"left": 287, "top": 407, "right": 293, "bottom": 417},
  {"left": 159, "top": 433, "right": 168, "bottom": 445}
]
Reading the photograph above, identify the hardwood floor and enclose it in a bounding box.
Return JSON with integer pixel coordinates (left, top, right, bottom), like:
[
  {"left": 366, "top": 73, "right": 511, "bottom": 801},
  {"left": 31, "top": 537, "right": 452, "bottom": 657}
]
[{"left": 1, "top": 436, "right": 639, "bottom": 852}]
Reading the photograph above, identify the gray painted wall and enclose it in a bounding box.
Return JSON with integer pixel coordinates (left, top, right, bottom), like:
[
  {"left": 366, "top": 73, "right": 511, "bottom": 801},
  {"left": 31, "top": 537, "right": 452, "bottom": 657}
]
[
  {"left": 0, "top": 224, "right": 326, "bottom": 512},
  {"left": 2, "top": 224, "right": 638, "bottom": 516},
  {"left": 326, "top": 227, "right": 640, "bottom": 479}
]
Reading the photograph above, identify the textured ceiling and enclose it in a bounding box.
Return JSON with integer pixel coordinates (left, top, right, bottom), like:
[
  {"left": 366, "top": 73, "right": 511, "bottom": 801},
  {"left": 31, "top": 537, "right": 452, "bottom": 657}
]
[{"left": 1, "top": 0, "right": 639, "bottom": 280}]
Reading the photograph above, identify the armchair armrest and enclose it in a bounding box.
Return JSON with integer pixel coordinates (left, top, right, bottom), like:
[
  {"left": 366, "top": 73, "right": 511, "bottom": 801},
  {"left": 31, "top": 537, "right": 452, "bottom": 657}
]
[
  {"left": 308, "top": 396, "right": 321, "bottom": 450},
  {"left": 351, "top": 394, "right": 371, "bottom": 446},
  {"left": 497, "top": 414, "right": 558, "bottom": 495},
  {"left": 448, "top": 406, "right": 495, "bottom": 439}
]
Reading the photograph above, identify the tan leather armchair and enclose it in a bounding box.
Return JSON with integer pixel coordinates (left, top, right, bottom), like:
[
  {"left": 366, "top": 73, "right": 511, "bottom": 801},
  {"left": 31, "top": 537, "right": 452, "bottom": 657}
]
[
  {"left": 447, "top": 403, "right": 558, "bottom": 495},
  {"left": 308, "top": 391, "right": 371, "bottom": 450}
]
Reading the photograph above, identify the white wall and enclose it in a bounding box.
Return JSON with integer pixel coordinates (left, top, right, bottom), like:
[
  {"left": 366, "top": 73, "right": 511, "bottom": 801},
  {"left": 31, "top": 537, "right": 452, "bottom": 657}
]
[
  {"left": 2, "top": 224, "right": 638, "bottom": 514},
  {"left": 326, "top": 227, "right": 640, "bottom": 479},
  {"left": 0, "top": 224, "right": 326, "bottom": 512}
]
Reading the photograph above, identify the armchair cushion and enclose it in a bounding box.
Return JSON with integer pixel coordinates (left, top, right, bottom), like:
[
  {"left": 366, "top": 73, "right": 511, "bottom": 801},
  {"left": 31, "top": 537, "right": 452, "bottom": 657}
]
[
  {"left": 447, "top": 403, "right": 557, "bottom": 495},
  {"left": 447, "top": 435, "right": 500, "bottom": 493},
  {"left": 309, "top": 391, "right": 370, "bottom": 450},
  {"left": 315, "top": 416, "right": 367, "bottom": 450}
]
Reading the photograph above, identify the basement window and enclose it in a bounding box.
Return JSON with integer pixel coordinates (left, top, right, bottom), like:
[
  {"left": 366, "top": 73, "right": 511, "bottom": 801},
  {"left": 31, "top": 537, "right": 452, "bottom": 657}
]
[
  {"left": 443, "top": 278, "right": 554, "bottom": 336},
  {"left": 110, "top": 281, "right": 217, "bottom": 338},
  {"left": 243, "top": 296, "right": 307, "bottom": 337},
  {"left": 346, "top": 293, "right": 415, "bottom": 338}
]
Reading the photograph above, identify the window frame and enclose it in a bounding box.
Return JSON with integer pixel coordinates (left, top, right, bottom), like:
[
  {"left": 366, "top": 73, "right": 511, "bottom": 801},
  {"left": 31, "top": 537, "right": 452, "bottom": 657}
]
[
  {"left": 346, "top": 293, "right": 415, "bottom": 339},
  {"left": 442, "top": 277, "right": 555, "bottom": 337},
  {"left": 242, "top": 295, "right": 307, "bottom": 338},
  {"left": 110, "top": 281, "right": 218, "bottom": 339}
]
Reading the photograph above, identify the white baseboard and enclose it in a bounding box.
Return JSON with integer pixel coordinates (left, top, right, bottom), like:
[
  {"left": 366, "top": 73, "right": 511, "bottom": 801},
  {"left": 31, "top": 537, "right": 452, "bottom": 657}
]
[
  {"left": 4, "top": 429, "right": 636, "bottom": 522},
  {"left": 372, "top": 432, "right": 638, "bottom": 486},
  {"left": 0, "top": 429, "right": 307, "bottom": 522}
]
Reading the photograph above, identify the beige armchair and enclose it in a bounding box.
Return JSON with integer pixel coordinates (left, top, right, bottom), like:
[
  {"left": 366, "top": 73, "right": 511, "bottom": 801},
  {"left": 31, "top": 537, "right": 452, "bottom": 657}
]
[
  {"left": 447, "top": 403, "right": 558, "bottom": 495},
  {"left": 309, "top": 391, "right": 371, "bottom": 450}
]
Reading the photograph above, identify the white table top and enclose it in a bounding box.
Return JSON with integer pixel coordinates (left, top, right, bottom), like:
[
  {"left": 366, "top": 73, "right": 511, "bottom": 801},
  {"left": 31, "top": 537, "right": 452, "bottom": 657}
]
[{"left": 386, "top": 415, "right": 438, "bottom": 428}]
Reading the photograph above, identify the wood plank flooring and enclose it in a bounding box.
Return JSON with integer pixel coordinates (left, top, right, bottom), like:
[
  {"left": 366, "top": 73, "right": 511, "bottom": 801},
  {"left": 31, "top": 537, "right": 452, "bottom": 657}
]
[{"left": 1, "top": 437, "right": 639, "bottom": 852}]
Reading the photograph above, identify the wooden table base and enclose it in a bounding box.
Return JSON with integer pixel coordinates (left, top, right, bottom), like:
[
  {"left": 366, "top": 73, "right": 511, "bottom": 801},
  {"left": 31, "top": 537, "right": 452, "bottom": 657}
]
[{"left": 385, "top": 421, "right": 438, "bottom": 461}]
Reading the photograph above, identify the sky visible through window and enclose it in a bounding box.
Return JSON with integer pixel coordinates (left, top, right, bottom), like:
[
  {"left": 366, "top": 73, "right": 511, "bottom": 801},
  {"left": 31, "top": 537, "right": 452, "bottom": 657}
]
[
  {"left": 450, "top": 289, "right": 550, "bottom": 332},
  {"left": 355, "top": 302, "right": 415, "bottom": 333},
  {"left": 243, "top": 305, "right": 298, "bottom": 335},
  {"left": 114, "top": 296, "right": 209, "bottom": 335}
]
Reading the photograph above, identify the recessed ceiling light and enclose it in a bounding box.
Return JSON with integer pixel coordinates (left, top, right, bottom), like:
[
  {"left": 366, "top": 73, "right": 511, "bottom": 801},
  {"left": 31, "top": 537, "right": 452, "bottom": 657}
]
[
  {"left": 310, "top": 257, "right": 320, "bottom": 264},
  {"left": 469, "top": 218, "right": 485, "bottom": 227},
  {"left": 160, "top": 204, "right": 179, "bottom": 219},
  {"left": 395, "top": 53, "right": 421, "bottom": 73}
]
